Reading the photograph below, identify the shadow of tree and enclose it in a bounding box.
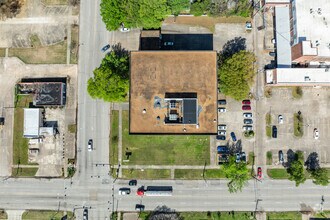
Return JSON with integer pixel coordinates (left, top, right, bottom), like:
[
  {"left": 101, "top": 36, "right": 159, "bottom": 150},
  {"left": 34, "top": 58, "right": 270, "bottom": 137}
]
[
  {"left": 111, "top": 43, "right": 129, "bottom": 58},
  {"left": 228, "top": 140, "right": 242, "bottom": 155},
  {"left": 286, "top": 149, "right": 295, "bottom": 168},
  {"left": 218, "top": 37, "right": 247, "bottom": 65},
  {"left": 148, "top": 205, "right": 182, "bottom": 220},
  {"left": 305, "top": 152, "right": 320, "bottom": 171}
]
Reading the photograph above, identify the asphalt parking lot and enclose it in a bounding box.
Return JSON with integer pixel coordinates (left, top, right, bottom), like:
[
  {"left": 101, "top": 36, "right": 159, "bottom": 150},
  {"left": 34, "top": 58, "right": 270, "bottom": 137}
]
[{"left": 260, "top": 87, "right": 330, "bottom": 164}]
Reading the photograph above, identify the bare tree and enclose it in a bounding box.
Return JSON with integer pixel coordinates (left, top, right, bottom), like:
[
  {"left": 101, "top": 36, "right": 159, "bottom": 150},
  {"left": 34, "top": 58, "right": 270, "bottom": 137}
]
[
  {"left": 0, "top": 0, "right": 22, "bottom": 20},
  {"left": 148, "top": 205, "right": 182, "bottom": 220}
]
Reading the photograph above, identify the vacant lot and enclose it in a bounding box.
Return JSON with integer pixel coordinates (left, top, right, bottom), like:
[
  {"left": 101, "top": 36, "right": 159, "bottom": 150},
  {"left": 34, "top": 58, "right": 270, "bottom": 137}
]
[
  {"left": 175, "top": 169, "right": 226, "bottom": 179},
  {"left": 12, "top": 167, "right": 38, "bottom": 177},
  {"left": 9, "top": 41, "right": 67, "bottom": 64},
  {"left": 122, "top": 169, "right": 171, "bottom": 179},
  {"left": 22, "top": 210, "right": 74, "bottom": 220},
  {"left": 122, "top": 111, "right": 210, "bottom": 165},
  {"left": 13, "top": 95, "right": 33, "bottom": 165},
  {"left": 267, "top": 212, "right": 301, "bottom": 220}
]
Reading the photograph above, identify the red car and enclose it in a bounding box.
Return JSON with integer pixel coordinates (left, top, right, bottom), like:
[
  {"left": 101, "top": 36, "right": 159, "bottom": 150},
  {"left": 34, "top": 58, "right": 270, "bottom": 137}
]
[
  {"left": 242, "top": 105, "right": 251, "bottom": 110},
  {"left": 242, "top": 100, "right": 251, "bottom": 105},
  {"left": 257, "top": 167, "right": 262, "bottom": 179}
]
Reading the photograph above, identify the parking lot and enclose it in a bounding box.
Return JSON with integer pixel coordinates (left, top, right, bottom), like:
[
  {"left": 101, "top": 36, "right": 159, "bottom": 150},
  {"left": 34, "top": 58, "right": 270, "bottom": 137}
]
[{"left": 260, "top": 87, "right": 330, "bottom": 165}]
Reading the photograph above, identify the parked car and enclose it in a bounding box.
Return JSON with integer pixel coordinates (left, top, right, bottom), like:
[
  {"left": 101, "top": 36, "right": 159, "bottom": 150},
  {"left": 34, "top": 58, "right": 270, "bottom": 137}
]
[
  {"left": 218, "top": 99, "right": 227, "bottom": 105},
  {"left": 217, "top": 146, "right": 229, "bottom": 153},
  {"left": 241, "top": 152, "right": 246, "bottom": 163},
  {"left": 88, "top": 139, "right": 93, "bottom": 151},
  {"left": 129, "top": 180, "right": 137, "bottom": 186},
  {"left": 235, "top": 153, "right": 241, "bottom": 163},
  {"left": 269, "top": 52, "right": 276, "bottom": 57},
  {"left": 271, "top": 38, "right": 276, "bottom": 44},
  {"left": 243, "top": 125, "right": 253, "bottom": 131},
  {"left": 101, "top": 44, "right": 110, "bottom": 52},
  {"left": 242, "top": 105, "right": 251, "bottom": 111},
  {"left": 218, "top": 108, "right": 226, "bottom": 113},
  {"left": 242, "top": 100, "right": 251, "bottom": 105},
  {"left": 218, "top": 130, "right": 226, "bottom": 136},
  {"left": 119, "top": 188, "right": 131, "bottom": 195},
  {"left": 164, "top": 42, "right": 174, "bottom": 46},
  {"left": 279, "top": 150, "right": 284, "bottom": 163},
  {"left": 230, "top": 132, "right": 237, "bottom": 142},
  {"left": 135, "top": 204, "right": 145, "bottom": 211},
  {"left": 272, "top": 126, "right": 277, "bottom": 138},
  {"left": 278, "top": 115, "right": 284, "bottom": 124},
  {"left": 243, "top": 113, "right": 253, "bottom": 118},
  {"left": 245, "top": 21, "right": 252, "bottom": 30},
  {"left": 83, "top": 208, "right": 88, "bottom": 220},
  {"left": 244, "top": 119, "right": 253, "bottom": 124},
  {"left": 218, "top": 125, "right": 227, "bottom": 130},
  {"left": 314, "top": 128, "right": 319, "bottom": 139},
  {"left": 216, "top": 135, "right": 226, "bottom": 140},
  {"left": 257, "top": 167, "right": 262, "bottom": 179}
]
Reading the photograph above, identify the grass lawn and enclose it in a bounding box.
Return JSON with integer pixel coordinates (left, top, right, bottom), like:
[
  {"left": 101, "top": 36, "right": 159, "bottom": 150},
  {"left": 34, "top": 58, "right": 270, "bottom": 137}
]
[
  {"left": 175, "top": 169, "right": 226, "bottom": 179},
  {"left": 110, "top": 110, "right": 119, "bottom": 165},
  {"left": 0, "top": 48, "right": 5, "bottom": 57},
  {"left": 266, "top": 151, "right": 273, "bottom": 165},
  {"left": 139, "top": 211, "right": 255, "bottom": 220},
  {"left": 164, "top": 16, "right": 250, "bottom": 32},
  {"left": 121, "top": 169, "right": 171, "bottom": 179},
  {"left": 267, "top": 169, "right": 290, "bottom": 179},
  {"left": 122, "top": 111, "right": 210, "bottom": 165},
  {"left": 9, "top": 40, "right": 67, "bottom": 64},
  {"left": 0, "top": 210, "right": 7, "bottom": 219},
  {"left": 266, "top": 113, "right": 272, "bottom": 138},
  {"left": 267, "top": 212, "right": 301, "bottom": 220},
  {"left": 70, "top": 25, "right": 79, "bottom": 64},
  {"left": 313, "top": 211, "right": 330, "bottom": 218},
  {"left": 13, "top": 95, "right": 33, "bottom": 165},
  {"left": 293, "top": 113, "right": 303, "bottom": 137},
  {"left": 22, "top": 210, "right": 74, "bottom": 220},
  {"left": 12, "top": 167, "right": 38, "bottom": 177}
]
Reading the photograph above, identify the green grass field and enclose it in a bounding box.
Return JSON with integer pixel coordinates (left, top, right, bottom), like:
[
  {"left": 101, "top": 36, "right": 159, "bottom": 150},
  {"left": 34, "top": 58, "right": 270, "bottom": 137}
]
[
  {"left": 121, "top": 169, "right": 171, "bottom": 179},
  {"left": 175, "top": 169, "right": 226, "bottom": 179},
  {"left": 267, "top": 212, "right": 301, "bottom": 220},
  {"left": 12, "top": 168, "right": 38, "bottom": 177},
  {"left": 22, "top": 210, "right": 74, "bottom": 220},
  {"left": 267, "top": 169, "right": 290, "bottom": 179},
  {"left": 13, "top": 95, "right": 33, "bottom": 165},
  {"left": 122, "top": 111, "right": 210, "bottom": 165},
  {"left": 110, "top": 110, "right": 119, "bottom": 165}
]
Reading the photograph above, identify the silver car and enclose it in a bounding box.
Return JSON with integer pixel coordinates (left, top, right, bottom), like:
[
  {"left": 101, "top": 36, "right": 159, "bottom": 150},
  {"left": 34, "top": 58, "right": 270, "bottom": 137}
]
[
  {"left": 218, "top": 125, "right": 227, "bottom": 130},
  {"left": 243, "top": 113, "right": 252, "bottom": 118}
]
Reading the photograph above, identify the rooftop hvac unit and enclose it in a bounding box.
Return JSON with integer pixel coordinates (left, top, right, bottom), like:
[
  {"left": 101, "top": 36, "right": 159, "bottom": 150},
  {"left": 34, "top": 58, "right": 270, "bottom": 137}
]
[{"left": 304, "top": 76, "right": 311, "bottom": 81}]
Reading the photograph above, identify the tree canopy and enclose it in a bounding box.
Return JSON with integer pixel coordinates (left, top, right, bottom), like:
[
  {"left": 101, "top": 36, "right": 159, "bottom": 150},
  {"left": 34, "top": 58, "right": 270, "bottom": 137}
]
[
  {"left": 310, "top": 168, "right": 329, "bottom": 186},
  {"left": 218, "top": 50, "right": 256, "bottom": 100},
  {"left": 223, "top": 156, "right": 250, "bottom": 193},
  {"left": 287, "top": 151, "right": 306, "bottom": 187},
  {"left": 87, "top": 46, "right": 129, "bottom": 102},
  {"left": 100, "top": 0, "right": 181, "bottom": 31}
]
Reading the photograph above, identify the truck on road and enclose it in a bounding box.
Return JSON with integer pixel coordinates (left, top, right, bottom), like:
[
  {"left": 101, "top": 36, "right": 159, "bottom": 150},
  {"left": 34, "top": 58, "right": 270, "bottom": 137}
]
[{"left": 137, "top": 186, "right": 173, "bottom": 196}]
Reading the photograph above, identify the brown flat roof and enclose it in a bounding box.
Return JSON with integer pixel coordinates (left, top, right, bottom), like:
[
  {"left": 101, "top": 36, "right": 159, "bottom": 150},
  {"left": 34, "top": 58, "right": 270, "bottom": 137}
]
[{"left": 129, "top": 51, "right": 218, "bottom": 134}]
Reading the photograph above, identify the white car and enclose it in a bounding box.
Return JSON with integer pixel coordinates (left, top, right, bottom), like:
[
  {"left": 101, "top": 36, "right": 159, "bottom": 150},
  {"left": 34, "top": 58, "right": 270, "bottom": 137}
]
[
  {"left": 314, "top": 128, "right": 319, "bottom": 139},
  {"left": 243, "top": 113, "right": 252, "bottom": 118},
  {"left": 218, "top": 130, "right": 226, "bottom": 136},
  {"left": 243, "top": 125, "right": 253, "bottom": 131},
  {"left": 218, "top": 108, "right": 226, "bottom": 113},
  {"left": 218, "top": 125, "right": 227, "bottom": 130},
  {"left": 120, "top": 27, "right": 130, "bottom": 32},
  {"left": 278, "top": 115, "right": 284, "bottom": 124}
]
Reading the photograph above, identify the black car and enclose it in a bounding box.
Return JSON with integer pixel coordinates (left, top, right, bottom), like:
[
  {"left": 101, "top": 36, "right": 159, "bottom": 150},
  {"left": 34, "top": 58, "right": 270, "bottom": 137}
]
[
  {"left": 272, "top": 126, "right": 278, "bottom": 138},
  {"left": 129, "top": 179, "right": 137, "bottom": 186},
  {"left": 243, "top": 119, "right": 253, "bottom": 124},
  {"left": 216, "top": 135, "right": 226, "bottom": 140},
  {"left": 101, "top": 44, "right": 110, "bottom": 52},
  {"left": 135, "top": 204, "right": 145, "bottom": 211},
  {"left": 279, "top": 150, "right": 284, "bottom": 163},
  {"left": 218, "top": 99, "right": 227, "bottom": 105},
  {"left": 83, "top": 208, "right": 88, "bottom": 220}
]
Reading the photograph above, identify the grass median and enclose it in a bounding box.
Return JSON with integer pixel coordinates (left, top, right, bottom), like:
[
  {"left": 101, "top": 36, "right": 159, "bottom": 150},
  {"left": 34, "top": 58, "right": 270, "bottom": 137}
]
[
  {"left": 110, "top": 110, "right": 119, "bottom": 165},
  {"left": 293, "top": 113, "right": 303, "bottom": 137},
  {"left": 70, "top": 25, "right": 79, "bottom": 64},
  {"left": 267, "top": 168, "right": 290, "bottom": 179},
  {"left": 121, "top": 169, "right": 171, "bottom": 179},
  {"left": 266, "top": 113, "right": 272, "bottom": 138},
  {"left": 121, "top": 111, "right": 210, "bottom": 165},
  {"left": 22, "top": 210, "right": 74, "bottom": 220}
]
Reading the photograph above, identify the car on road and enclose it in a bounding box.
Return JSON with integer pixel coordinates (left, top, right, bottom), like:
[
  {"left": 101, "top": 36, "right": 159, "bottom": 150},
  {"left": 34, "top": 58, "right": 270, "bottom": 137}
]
[
  {"left": 314, "top": 128, "right": 319, "bottom": 139},
  {"left": 129, "top": 180, "right": 137, "bottom": 186},
  {"left": 242, "top": 100, "right": 251, "bottom": 105},
  {"left": 218, "top": 125, "right": 227, "bottom": 130},
  {"left": 244, "top": 119, "right": 253, "bottom": 124},
  {"left": 269, "top": 52, "right": 276, "bottom": 57},
  {"left": 218, "top": 99, "right": 227, "bottom": 105},
  {"left": 101, "top": 44, "right": 110, "bottom": 52},
  {"left": 279, "top": 150, "right": 284, "bottom": 163},
  {"left": 87, "top": 139, "right": 93, "bottom": 151},
  {"left": 119, "top": 187, "right": 131, "bottom": 195},
  {"left": 243, "top": 125, "right": 253, "bottom": 131},
  {"left": 135, "top": 204, "right": 145, "bottom": 211},
  {"left": 235, "top": 153, "right": 241, "bottom": 163},
  {"left": 83, "top": 208, "right": 88, "bottom": 220},
  {"left": 272, "top": 126, "right": 277, "bottom": 138},
  {"left": 242, "top": 105, "right": 251, "bottom": 110},
  {"left": 243, "top": 113, "right": 253, "bottom": 118},
  {"left": 218, "top": 130, "right": 226, "bottom": 136},
  {"left": 216, "top": 135, "right": 226, "bottom": 140},
  {"left": 230, "top": 132, "right": 237, "bottom": 142},
  {"left": 257, "top": 167, "right": 262, "bottom": 179},
  {"left": 278, "top": 115, "right": 284, "bottom": 124},
  {"left": 218, "top": 107, "right": 226, "bottom": 113},
  {"left": 164, "top": 42, "right": 174, "bottom": 46}
]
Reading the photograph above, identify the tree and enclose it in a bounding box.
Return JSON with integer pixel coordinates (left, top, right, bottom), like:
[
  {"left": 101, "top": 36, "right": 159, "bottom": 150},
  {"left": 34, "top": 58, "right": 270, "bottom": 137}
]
[
  {"left": 100, "top": 0, "right": 127, "bottom": 31},
  {"left": 223, "top": 156, "right": 250, "bottom": 193},
  {"left": 287, "top": 151, "right": 306, "bottom": 186},
  {"left": 190, "top": 0, "right": 210, "bottom": 16},
  {"left": 218, "top": 51, "right": 256, "bottom": 100},
  {"left": 138, "top": 0, "right": 170, "bottom": 29},
  {"left": 0, "top": 0, "right": 22, "bottom": 20},
  {"left": 310, "top": 168, "right": 329, "bottom": 186},
  {"left": 167, "top": 0, "right": 190, "bottom": 16},
  {"left": 87, "top": 45, "right": 129, "bottom": 102}
]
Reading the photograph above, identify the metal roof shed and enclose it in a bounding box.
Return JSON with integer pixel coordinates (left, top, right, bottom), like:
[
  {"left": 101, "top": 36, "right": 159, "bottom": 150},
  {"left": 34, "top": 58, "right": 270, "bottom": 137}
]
[{"left": 23, "top": 108, "right": 43, "bottom": 138}]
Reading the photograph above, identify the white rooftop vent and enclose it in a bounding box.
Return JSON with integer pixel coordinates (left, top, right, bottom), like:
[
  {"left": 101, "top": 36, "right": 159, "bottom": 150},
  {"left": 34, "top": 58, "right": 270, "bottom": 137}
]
[{"left": 305, "top": 76, "right": 311, "bottom": 81}]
